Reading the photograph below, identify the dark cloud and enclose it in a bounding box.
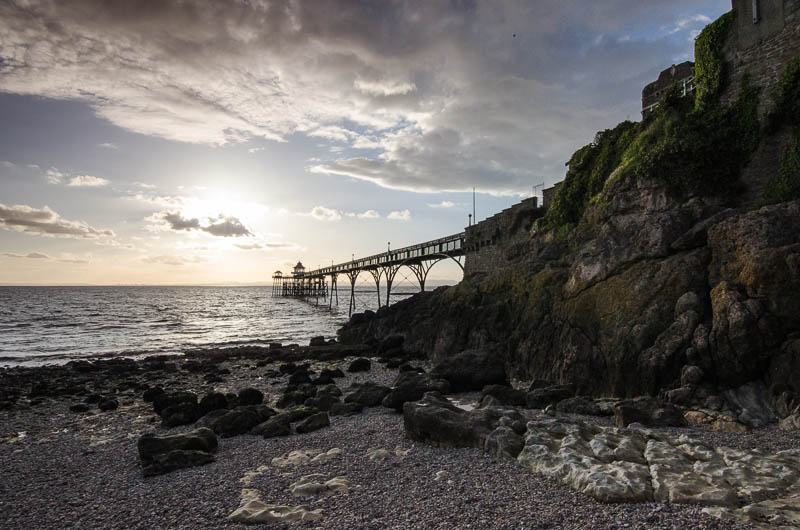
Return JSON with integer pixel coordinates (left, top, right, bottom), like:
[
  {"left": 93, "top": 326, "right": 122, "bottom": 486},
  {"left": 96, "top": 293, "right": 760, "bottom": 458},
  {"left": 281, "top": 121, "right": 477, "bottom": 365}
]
[
  {"left": 0, "top": 202, "right": 114, "bottom": 238},
  {"left": 203, "top": 216, "right": 253, "bottom": 237},
  {"left": 155, "top": 211, "right": 252, "bottom": 237},
  {"left": 0, "top": 0, "right": 726, "bottom": 193},
  {"left": 162, "top": 212, "right": 201, "bottom": 231}
]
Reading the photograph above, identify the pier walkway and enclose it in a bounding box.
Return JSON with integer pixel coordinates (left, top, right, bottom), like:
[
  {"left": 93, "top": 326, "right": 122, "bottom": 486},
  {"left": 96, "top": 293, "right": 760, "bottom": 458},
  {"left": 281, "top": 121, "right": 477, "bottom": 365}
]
[{"left": 272, "top": 232, "right": 465, "bottom": 315}]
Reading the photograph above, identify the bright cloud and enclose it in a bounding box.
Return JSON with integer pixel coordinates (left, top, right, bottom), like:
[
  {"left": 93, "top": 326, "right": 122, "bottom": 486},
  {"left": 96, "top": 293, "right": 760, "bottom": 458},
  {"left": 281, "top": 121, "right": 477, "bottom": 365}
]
[
  {"left": 68, "top": 175, "right": 109, "bottom": 187},
  {"left": 387, "top": 209, "right": 411, "bottom": 221},
  {"left": 357, "top": 210, "right": 380, "bottom": 219},
  {"left": 0, "top": 203, "right": 114, "bottom": 238},
  {"left": 309, "top": 206, "right": 342, "bottom": 222},
  {"left": 45, "top": 167, "right": 64, "bottom": 185},
  {"left": 2, "top": 251, "right": 90, "bottom": 263},
  {"left": 428, "top": 201, "right": 455, "bottom": 209}
]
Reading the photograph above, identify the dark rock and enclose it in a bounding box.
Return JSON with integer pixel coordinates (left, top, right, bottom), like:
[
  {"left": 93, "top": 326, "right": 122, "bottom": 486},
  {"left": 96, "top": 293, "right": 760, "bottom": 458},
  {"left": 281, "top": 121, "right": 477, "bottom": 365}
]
[
  {"left": 304, "top": 393, "right": 340, "bottom": 411},
  {"left": 310, "top": 372, "right": 334, "bottom": 386},
  {"left": 344, "top": 383, "right": 391, "bottom": 407},
  {"left": 137, "top": 428, "right": 217, "bottom": 476},
  {"left": 206, "top": 405, "right": 276, "bottom": 437},
  {"left": 555, "top": 396, "right": 601, "bottom": 416},
  {"left": 198, "top": 392, "right": 228, "bottom": 417},
  {"left": 320, "top": 368, "right": 345, "bottom": 379},
  {"left": 251, "top": 414, "right": 292, "bottom": 438},
  {"left": 69, "top": 403, "right": 90, "bottom": 413},
  {"left": 288, "top": 371, "right": 312, "bottom": 386},
  {"left": 384, "top": 358, "right": 403, "bottom": 369},
  {"left": 237, "top": 387, "right": 264, "bottom": 406},
  {"left": 431, "top": 349, "right": 507, "bottom": 392},
  {"left": 330, "top": 402, "right": 364, "bottom": 416},
  {"left": 84, "top": 393, "right": 103, "bottom": 404},
  {"left": 681, "top": 365, "right": 704, "bottom": 386},
  {"left": 153, "top": 391, "right": 197, "bottom": 415},
  {"left": 98, "top": 397, "right": 119, "bottom": 412},
  {"left": 526, "top": 385, "right": 575, "bottom": 409},
  {"left": 529, "top": 380, "right": 552, "bottom": 391},
  {"left": 664, "top": 386, "right": 694, "bottom": 406},
  {"left": 285, "top": 405, "right": 320, "bottom": 423},
  {"left": 277, "top": 384, "right": 316, "bottom": 408},
  {"left": 319, "top": 384, "right": 342, "bottom": 397},
  {"left": 347, "top": 358, "right": 372, "bottom": 373},
  {"left": 382, "top": 372, "right": 451, "bottom": 412},
  {"left": 485, "top": 426, "right": 524, "bottom": 459},
  {"left": 295, "top": 412, "right": 330, "bottom": 434},
  {"left": 204, "top": 374, "right": 225, "bottom": 384},
  {"left": 309, "top": 336, "right": 327, "bottom": 347},
  {"left": 399, "top": 363, "right": 424, "bottom": 373},
  {"left": 481, "top": 384, "right": 526, "bottom": 407},
  {"left": 378, "top": 335, "right": 404, "bottom": 354},
  {"left": 142, "top": 387, "right": 165, "bottom": 403},
  {"left": 613, "top": 398, "right": 686, "bottom": 428},
  {"left": 160, "top": 402, "right": 200, "bottom": 427},
  {"left": 403, "top": 391, "right": 521, "bottom": 449},
  {"left": 723, "top": 381, "right": 777, "bottom": 428},
  {"left": 278, "top": 362, "right": 297, "bottom": 375}
]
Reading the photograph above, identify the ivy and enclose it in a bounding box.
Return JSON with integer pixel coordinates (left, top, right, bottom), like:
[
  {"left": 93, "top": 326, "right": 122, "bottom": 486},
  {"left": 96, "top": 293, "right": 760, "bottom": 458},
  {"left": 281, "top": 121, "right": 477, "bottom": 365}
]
[
  {"left": 762, "top": 130, "right": 800, "bottom": 205},
  {"left": 694, "top": 10, "right": 735, "bottom": 110},
  {"left": 538, "top": 121, "right": 639, "bottom": 231},
  {"left": 766, "top": 58, "right": 800, "bottom": 132}
]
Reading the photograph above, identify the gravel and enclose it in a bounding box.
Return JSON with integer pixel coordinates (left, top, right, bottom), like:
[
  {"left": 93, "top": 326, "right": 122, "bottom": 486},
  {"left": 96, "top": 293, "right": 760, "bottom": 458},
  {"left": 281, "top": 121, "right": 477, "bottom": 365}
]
[{"left": 0, "top": 357, "right": 770, "bottom": 530}]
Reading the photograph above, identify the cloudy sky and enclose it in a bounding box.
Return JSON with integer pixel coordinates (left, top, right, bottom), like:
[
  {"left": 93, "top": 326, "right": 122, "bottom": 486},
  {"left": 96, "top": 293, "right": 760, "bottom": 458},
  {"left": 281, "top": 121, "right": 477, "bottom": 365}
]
[{"left": 0, "top": 0, "right": 729, "bottom": 285}]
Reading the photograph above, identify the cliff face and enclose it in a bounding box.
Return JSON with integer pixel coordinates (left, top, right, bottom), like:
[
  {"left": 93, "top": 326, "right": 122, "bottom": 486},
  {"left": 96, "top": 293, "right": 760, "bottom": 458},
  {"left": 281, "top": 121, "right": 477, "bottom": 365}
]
[{"left": 338, "top": 173, "right": 800, "bottom": 400}]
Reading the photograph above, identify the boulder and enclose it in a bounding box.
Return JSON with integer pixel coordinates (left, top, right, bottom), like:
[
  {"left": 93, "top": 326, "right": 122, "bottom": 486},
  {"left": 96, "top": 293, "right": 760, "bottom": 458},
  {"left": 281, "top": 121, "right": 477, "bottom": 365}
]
[
  {"left": 251, "top": 414, "right": 292, "bottom": 438},
  {"left": 344, "top": 383, "right": 391, "bottom": 407},
  {"left": 137, "top": 427, "right": 217, "bottom": 476},
  {"left": 304, "top": 393, "right": 339, "bottom": 412},
  {"left": 481, "top": 384, "right": 526, "bottom": 407},
  {"left": 319, "top": 384, "right": 342, "bottom": 397},
  {"left": 205, "top": 405, "right": 276, "bottom": 437},
  {"left": 347, "top": 358, "right": 371, "bottom": 373},
  {"left": 779, "top": 413, "right": 800, "bottom": 431},
  {"left": 237, "top": 388, "right": 264, "bottom": 406},
  {"left": 382, "top": 371, "right": 450, "bottom": 412},
  {"left": 680, "top": 365, "right": 704, "bottom": 386},
  {"left": 320, "top": 368, "right": 345, "bottom": 380},
  {"left": 613, "top": 399, "right": 686, "bottom": 428},
  {"left": 69, "top": 403, "right": 89, "bottom": 413},
  {"left": 555, "top": 396, "right": 601, "bottom": 416},
  {"left": 330, "top": 402, "right": 364, "bottom": 416},
  {"left": 153, "top": 391, "right": 197, "bottom": 415},
  {"left": 285, "top": 405, "right": 320, "bottom": 423},
  {"left": 403, "top": 391, "right": 522, "bottom": 449},
  {"left": 431, "top": 350, "right": 507, "bottom": 392},
  {"left": 142, "top": 386, "right": 165, "bottom": 403},
  {"left": 288, "top": 371, "right": 312, "bottom": 386},
  {"left": 295, "top": 412, "right": 330, "bottom": 434},
  {"left": 526, "top": 385, "right": 575, "bottom": 409},
  {"left": 309, "top": 336, "right": 327, "bottom": 347},
  {"left": 722, "top": 381, "right": 777, "bottom": 428},
  {"left": 98, "top": 397, "right": 119, "bottom": 412},
  {"left": 484, "top": 426, "right": 524, "bottom": 459},
  {"left": 160, "top": 401, "right": 200, "bottom": 427},
  {"left": 198, "top": 392, "right": 228, "bottom": 417}
]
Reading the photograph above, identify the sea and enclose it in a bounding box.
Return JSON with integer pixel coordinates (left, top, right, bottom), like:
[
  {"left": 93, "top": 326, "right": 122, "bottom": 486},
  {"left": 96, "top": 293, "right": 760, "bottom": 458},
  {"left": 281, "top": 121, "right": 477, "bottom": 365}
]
[{"left": 0, "top": 283, "right": 451, "bottom": 367}]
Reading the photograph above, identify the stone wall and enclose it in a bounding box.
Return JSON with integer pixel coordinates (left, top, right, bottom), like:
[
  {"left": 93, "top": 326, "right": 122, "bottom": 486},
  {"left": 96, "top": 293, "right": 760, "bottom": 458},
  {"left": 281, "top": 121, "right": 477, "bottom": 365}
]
[
  {"left": 721, "top": 0, "right": 800, "bottom": 116},
  {"left": 463, "top": 197, "right": 545, "bottom": 281}
]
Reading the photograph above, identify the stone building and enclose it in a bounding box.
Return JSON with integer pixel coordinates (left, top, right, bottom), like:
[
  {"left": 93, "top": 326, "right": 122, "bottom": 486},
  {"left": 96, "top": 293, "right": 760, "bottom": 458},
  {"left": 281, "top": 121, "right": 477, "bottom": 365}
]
[
  {"left": 641, "top": 61, "right": 696, "bottom": 116},
  {"left": 720, "top": 0, "right": 800, "bottom": 116}
]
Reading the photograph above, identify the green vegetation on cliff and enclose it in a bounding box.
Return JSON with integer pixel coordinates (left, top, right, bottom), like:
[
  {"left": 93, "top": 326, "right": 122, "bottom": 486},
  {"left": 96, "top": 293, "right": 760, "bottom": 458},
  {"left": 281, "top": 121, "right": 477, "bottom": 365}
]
[
  {"left": 762, "top": 60, "right": 800, "bottom": 205},
  {"left": 694, "top": 11, "right": 735, "bottom": 110},
  {"left": 538, "top": 8, "right": 763, "bottom": 234},
  {"left": 539, "top": 121, "right": 640, "bottom": 230}
]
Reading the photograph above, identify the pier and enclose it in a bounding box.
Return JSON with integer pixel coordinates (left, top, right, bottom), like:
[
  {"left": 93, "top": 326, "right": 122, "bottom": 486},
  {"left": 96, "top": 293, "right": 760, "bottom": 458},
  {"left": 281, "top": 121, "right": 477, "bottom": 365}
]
[{"left": 272, "top": 232, "right": 465, "bottom": 315}]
